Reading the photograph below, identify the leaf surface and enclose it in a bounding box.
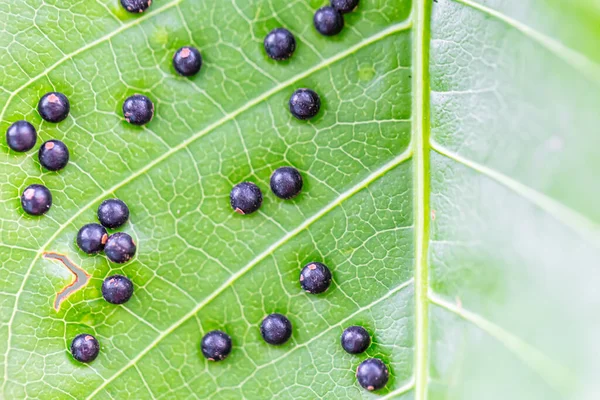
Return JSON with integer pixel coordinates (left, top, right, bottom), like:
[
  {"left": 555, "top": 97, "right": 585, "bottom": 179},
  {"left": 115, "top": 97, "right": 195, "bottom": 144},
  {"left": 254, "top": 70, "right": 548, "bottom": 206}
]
[{"left": 0, "top": 0, "right": 598, "bottom": 399}]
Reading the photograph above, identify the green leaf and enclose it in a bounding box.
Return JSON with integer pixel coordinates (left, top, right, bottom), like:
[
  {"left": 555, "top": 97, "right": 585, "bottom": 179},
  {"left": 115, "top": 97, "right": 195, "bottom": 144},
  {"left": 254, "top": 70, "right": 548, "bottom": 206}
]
[{"left": 1, "top": 0, "right": 598, "bottom": 398}]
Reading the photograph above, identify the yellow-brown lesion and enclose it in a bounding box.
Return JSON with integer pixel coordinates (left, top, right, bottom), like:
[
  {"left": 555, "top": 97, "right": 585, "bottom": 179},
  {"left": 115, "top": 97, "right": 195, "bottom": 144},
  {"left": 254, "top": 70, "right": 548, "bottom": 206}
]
[{"left": 43, "top": 252, "right": 90, "bottom": 311}]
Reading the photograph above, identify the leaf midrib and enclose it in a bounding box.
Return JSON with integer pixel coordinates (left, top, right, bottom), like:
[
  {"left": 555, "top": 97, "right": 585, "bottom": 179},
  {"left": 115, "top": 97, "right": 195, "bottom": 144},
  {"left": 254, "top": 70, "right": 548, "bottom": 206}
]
[{"left": 413, "top": 0, "right": 432, "bottom": 399}]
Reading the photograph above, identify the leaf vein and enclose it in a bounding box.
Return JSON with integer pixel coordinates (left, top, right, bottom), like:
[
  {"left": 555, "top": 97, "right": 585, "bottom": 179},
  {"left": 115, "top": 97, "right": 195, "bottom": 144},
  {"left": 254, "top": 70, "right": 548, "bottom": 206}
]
[
  {"left": 429, "top": 291, "right": 576, "bottom": 395},
  {"left": 453, "top": 0, "right": 600, "bottom": 84},
  {"left": 431, "top": 140, "right": 600, "bottom": 245}
]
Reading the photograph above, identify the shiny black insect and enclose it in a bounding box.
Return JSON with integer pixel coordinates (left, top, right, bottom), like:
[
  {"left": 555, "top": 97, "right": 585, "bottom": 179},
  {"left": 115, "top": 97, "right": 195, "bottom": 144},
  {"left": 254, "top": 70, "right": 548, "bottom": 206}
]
[
  {"left": 300, "top": 262, "right": 332, "bottom": 294},
  {"left": 38, "top": 139, "right": 69, "bottom": 171},
  {"left": 102, "top": 275, "right": 134, "bottom": 305},
  {"left": 38, "top": 92, "right": 70, "bottom": 123},
  {"left": 77, "top": 223, "right": 108, "bottom": 254},
  {"left": 356, "top": 358, "right": 389, "bottom": 391},
  {"left": 341, "top": 326, "right": 370, "bottom": 354},
  {"left": 270, "top": 166, "right": 303, "bottom": 199},
  {"left": 264, "top": 28, "right": 296, "bottom": 61},
  {"left": 21, "top": 184, "right": 52, "bottom": 216},
  {"left": 313, "top": 6, "right": 344, "bottom": 36},
  {"left": 70, "top": 333, "right": 100, "bottom": 363},
  {"left": 120, "top": 0, "right": 152, "bottom": 13},
  {"left": 6, "top": 121, "right": 37, "bottom": 152},
  {"left": 331, "top": 0, "right": 359, "bottom": 14},
  {"left": 230, "top": 182, "right": 263, "bottom": 215},
  {"left": 97, "top": 199, "right": 129, "bottom": 229},
  {"left": 289, "top": 88, "right": 321, "bottom": 120},
  {"left": 104, "top": 232, "right": 136, "bottom": 264},
  {"left": 173, "top": 46, "right": 203, "bottom": 76},
  {"left": 260, "top": 313, "right": 292, "bottom": 345},
  {"left": 201, "top": 330, "right": 232, "bottom": 361},
  {"left": 122, "top": 94, "right": 154, "bottom": 125}
]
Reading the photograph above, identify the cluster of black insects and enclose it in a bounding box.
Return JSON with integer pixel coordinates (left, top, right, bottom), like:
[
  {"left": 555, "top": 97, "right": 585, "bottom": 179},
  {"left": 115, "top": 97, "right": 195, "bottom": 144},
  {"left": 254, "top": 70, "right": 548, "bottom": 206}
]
[{"left": 5, "top": 0, "right": 391, "bottom": 393}]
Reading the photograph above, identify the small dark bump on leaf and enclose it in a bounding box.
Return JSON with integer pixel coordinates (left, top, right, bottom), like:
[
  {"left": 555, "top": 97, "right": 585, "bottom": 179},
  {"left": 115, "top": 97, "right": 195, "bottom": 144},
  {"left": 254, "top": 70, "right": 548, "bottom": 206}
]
[
  {"left": 230, "top": 182, "right": 262, "bottom": 215},
  {"left": 70, "top": 334, "right": 100, "bottom": 363},
  {"left": 270, "top": 166, "right": 303, "bottom": 199},
  {"left": 201, "top": 330, "right": 232, "bottom": 361},
  {"left": 97, "top": 198, "right": 129, "bottom": 229},
  {"left": 6, "top": 121, "right": 37, "bottom": 152},
  {"left": 289, "top": 88, "right": 321, "bottom": 120},
  {"left": 356, "top": 358, "right": 389, "bottom": 391},
  {"left": 38, "top": 139, "right": 69, "bottom": 171},
  {"left": 120, "top": 0, "right": 152, "bottom": 13},
  {"left": 331, "top": 0, "right": 359, "bottom": 14},
  {"left": 299, "top": 262, "right": 332, "bottom": 294},
  {"left": 77, "top": 223, "right": 108, "bottom": 254},
  {"left": 173, "top": 46, "right": 203, "bottom": 76},
  {"left": 122, "top": 94, "right": 154, "bottom": 125},
  {"left": 260, "top": 313, "right": 293, "bottom": 345},
  {"left": 341, "top": 326, "right": 371, "bottom": 354},
  {"left": 264, "top": 28, "right": 296, "bottom": 61},
  {"left": 21, "top": 184, "right": 52, "bottom": 216},
  {"left": 38, "top": 92, "right": 70, "bottom": 123},
  {"left": 314, "top": 6, "right": 344, "bottom": 36},
  {"left": 102, "top": 275, "right": 134, "bottom": 305},
  {"left": 104, "top": 232, "right": 136, "bottom": 264}
]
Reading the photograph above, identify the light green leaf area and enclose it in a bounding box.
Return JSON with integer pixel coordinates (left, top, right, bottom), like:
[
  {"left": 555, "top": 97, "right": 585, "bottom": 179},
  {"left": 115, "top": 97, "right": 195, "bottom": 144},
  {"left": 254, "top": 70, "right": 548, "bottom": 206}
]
[{"left": 0, "top": 0, "right": 598, "bottom": 398}]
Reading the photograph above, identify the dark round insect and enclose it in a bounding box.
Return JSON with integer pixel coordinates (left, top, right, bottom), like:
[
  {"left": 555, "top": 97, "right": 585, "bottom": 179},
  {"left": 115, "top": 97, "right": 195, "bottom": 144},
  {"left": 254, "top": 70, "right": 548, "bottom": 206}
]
[
  {"left": 122, "top": 94, "right": 154, "bottom": 125},
  {"left": 289, "top": 88, "right": 321, "bottom": 120},
  {"left": 38, "top": 139, "right": 69, "bottom": 171},
  {"left": 260, "top": 313, "right": 292, "bottom": 345},
  {"left": 230, "top": 182, "right": 262, "bottom": 215},
  {"left": 263, "top": 28, "right": 296, "bottom": 61},
  {"left": 331, "top": 0, "right": 359, "bottom": 14},
  {"left": 341, "top": 326, "right": 371, "bottom": 354},
  {"left": 104, "top": 232, "right": 136, "bottom": 264},
  {"left": 356, "top": 358, "right": 389, "bottom": 391},
  {"left": 173, "top": 46, "right": 203, "bottom": 77},
  {"left": 120, "top": 0, "right": 152, "bottom": 13},
  {"left": 201, "top": 330, "right": 232, "bottom": 361},
  {"left": 313, "top": 6, "right": 344, "bottom": 36},
  {"left": 6, "top": 121, "right": 37, "bottom": 152},
  {"left": 70, "top": 333, "right": 100, "bottom": 363},
  {"left": 21, "top": 184, "right": 52, "bottom": 216},
  {"left": 270, "top": 166, "right": 303, "bottom": 199},
  {"left": 38, "top": 92, "right": 70, "bottom": 123},
  {"left": 102, "top": 274, "right": 134, "bottom": 305},
  {"left": 77, "top": 223, "right": 108, "bottom": 254},
  {"left": 97, "top": 198, "right": 129, "bottom": 229},
  {"left": 299, "top": 262, "right": 332, "bottom": 294}
]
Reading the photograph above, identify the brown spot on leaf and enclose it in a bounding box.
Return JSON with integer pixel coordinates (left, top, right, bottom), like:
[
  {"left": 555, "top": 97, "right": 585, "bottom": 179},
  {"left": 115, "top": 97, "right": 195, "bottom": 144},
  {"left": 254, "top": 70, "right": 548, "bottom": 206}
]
[{"left": 43, "top": 252, "right": 90, "bottom": 311}]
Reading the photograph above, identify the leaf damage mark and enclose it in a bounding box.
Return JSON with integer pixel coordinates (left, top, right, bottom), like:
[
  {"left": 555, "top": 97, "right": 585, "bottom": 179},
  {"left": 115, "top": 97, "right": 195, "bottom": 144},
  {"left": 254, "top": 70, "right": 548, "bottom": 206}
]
[{"left": 43, "top": 252, "right": 90, "bottom": 311}]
